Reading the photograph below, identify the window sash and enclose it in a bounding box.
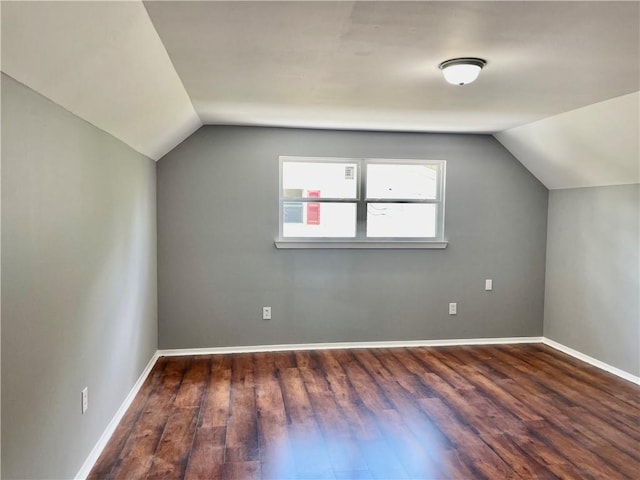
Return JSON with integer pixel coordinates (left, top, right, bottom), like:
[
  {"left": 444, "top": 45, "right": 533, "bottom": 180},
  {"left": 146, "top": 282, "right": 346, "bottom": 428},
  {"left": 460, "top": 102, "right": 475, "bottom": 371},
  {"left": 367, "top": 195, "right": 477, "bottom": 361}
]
[
  {"left": 365, "top": 161, "right": 441, "bottom": 201},
  {"left": 279, "top": 157, "right": 445, "bottom": 242}
]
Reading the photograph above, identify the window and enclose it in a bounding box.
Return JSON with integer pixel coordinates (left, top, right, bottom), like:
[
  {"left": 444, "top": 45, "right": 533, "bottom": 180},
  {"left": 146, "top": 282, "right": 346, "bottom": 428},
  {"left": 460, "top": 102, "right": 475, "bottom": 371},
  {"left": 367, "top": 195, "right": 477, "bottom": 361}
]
[{"left": 277, "top": 156, "right": 446, "bottom": 248}]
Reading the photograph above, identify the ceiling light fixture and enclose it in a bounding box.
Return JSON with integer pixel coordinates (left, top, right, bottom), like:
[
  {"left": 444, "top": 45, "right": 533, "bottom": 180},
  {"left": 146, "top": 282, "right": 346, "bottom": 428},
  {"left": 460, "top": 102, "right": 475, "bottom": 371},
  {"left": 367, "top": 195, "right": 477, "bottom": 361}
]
[{"left": 438, "top": 57, "right": 487, "bottom": 86}]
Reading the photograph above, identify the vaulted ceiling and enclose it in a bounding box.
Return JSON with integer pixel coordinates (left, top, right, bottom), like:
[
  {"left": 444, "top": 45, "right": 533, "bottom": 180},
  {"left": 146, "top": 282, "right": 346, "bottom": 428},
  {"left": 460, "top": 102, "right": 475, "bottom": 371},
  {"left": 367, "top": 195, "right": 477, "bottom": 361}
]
[{"left": 2, "top": 1, "right": 638, "bottom": 189}]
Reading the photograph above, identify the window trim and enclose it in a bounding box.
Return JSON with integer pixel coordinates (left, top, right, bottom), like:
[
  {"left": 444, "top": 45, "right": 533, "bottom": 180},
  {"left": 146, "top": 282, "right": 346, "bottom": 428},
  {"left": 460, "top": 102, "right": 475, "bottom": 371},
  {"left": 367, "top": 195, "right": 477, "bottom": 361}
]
[
  {"left": 276, "top": 156, "right": 447, "bottom": 249},
  {"left": 274, "top": 240, "right": 448, "bottom": 249}
]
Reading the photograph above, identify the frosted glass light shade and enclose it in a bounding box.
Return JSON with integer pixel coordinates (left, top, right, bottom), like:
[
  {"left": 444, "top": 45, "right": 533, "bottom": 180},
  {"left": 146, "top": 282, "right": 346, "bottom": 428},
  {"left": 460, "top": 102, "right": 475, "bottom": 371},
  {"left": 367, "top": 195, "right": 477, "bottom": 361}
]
[{"left": 439, "top": 58, "right": 486, "bottom": 85}]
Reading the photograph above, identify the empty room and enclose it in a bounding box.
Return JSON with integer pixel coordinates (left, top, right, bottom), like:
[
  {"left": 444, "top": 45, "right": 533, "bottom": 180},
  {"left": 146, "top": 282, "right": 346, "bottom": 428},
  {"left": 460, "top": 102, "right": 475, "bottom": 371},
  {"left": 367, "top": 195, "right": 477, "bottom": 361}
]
[{"left": 1, "top": 1, "right": 639, "bottom": 479}]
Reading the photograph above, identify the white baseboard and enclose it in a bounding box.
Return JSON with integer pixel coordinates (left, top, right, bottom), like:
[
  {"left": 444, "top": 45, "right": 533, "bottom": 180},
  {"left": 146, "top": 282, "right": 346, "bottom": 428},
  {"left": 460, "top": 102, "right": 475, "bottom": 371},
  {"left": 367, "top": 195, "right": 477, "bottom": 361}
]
[
  {"left": 75, "top": 351, "right": 160, "bottom": 480},
  {"left": 161, "top": 337, "right": 640, "bottom": 385},
  {"left": 158, "top": 336, "right": 544, "bottom": 357},
  {"left": 542, "top": 337, "right": 640, "bottom": 385}
]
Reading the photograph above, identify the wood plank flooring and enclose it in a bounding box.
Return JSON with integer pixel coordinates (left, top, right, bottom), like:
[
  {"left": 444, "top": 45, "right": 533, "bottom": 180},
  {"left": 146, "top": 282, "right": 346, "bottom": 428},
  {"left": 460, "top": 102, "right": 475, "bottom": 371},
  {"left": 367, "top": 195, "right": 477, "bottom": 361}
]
[{"left": 88, "top": 344, "right": 640, "bottom": 479}]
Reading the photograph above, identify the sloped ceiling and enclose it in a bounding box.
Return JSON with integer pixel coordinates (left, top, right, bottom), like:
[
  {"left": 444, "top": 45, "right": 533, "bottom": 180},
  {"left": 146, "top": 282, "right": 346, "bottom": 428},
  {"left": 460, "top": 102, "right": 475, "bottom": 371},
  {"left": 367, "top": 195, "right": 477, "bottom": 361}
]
[
  {"left": 1, "top": 1, "right": 201, "bottom": 160},
  {"left": 1, "top": 1, "right": 638, "bottom": 189},
  {"left": 495, "top": 92, "right": 639, "bottom": 190}
]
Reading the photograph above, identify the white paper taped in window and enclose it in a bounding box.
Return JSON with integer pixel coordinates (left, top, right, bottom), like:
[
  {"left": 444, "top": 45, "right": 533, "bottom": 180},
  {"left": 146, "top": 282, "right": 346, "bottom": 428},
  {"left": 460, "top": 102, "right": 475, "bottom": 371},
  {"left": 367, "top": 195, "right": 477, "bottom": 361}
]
[{"left": 345, "top": 166, "right": 355, "bottom": 180}]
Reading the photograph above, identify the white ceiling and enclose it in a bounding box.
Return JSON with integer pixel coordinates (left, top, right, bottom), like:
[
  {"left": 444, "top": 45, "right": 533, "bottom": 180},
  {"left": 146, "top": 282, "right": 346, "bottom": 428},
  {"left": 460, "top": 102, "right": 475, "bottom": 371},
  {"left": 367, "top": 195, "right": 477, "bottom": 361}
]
[
  {"left": 1, "top": 1, "right": 639, "bottom": 188},
  {"left": 496, "top": 92, "right": 639, "bottom": 189},
  {"left": 144, "top": 1, "right": 639, "bottom": 135},
  {"left": 2, "top": 1, "right": 201, "bottom": 160}
]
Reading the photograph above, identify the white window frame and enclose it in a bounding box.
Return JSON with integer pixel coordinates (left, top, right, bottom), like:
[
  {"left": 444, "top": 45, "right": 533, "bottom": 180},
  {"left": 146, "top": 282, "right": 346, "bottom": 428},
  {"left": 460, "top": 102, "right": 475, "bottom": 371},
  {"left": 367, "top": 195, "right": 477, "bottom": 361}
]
[{"left": 275, "top": 156, "right": 447, "bottom": 249}]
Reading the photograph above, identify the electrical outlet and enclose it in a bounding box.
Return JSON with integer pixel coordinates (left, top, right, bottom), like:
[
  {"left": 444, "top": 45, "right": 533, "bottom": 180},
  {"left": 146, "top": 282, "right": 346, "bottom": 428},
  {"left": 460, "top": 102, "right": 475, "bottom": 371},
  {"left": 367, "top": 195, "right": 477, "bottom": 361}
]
[
  {"left": 262, "top": 306, "right": 272, "bottom": 320},
  {"left": 81, "top": 387, "right": 88, "bottom": 414},
  {"left": 485, "top": 279, "right": 493, "bottom": 291},
  {"left": 449, "top": 303, "right": 457, "bottom": 315}
]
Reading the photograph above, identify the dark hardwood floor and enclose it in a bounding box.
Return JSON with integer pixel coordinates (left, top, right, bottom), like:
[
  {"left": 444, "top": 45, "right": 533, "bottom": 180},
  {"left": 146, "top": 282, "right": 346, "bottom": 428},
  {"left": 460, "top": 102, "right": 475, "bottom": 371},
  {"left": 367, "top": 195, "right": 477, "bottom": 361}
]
[{"left": 88, "top": 344, "right": 640, "bottom": 479}]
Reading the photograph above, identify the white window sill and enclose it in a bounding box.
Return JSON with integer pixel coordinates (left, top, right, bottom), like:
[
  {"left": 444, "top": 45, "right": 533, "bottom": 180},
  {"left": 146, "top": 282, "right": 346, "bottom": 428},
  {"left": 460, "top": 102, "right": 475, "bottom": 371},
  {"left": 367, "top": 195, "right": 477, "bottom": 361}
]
[{"left": 274, "top": 240, "right": 448, "bottom": 249}]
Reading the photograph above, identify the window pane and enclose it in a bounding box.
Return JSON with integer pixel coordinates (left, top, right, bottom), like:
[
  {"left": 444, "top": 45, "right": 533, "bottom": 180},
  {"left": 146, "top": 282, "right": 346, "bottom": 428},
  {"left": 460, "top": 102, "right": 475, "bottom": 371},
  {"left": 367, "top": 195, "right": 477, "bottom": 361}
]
[
  {"left": 366, "top": 164, "right": 438, "bottom": 200},
  {"left": 282, "top": 162, "right": 358, "bottom": 199},
  {"left": 367, "top": 203, "right": 436, "bottom": 238},
  {"left": 283, "top": 202, "right": 356, "bottom": 237}
]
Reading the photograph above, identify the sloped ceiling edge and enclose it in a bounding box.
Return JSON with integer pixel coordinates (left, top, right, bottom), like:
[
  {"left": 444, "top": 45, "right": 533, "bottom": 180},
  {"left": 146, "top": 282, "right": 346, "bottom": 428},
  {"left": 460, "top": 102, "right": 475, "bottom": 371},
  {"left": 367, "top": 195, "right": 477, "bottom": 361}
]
[
  {"left": 1, "top": 1, "right": 201, "bottom": 161},
  {"left": 495, "top": 92, "right": 640, "bottom": 190}
]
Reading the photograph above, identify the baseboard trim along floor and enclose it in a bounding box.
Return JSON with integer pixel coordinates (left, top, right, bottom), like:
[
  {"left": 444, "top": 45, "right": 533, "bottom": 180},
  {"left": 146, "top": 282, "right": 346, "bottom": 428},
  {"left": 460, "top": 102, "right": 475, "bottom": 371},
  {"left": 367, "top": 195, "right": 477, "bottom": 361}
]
[
  {"left": 158, "top": 336, "right": 543, "bottom": 357},
  {"left": 542, "top": 337, "right": 640, "bottom": 385},
  {"left": 75, "top": 335, "right": 639, "bottom": 479},
  {"left": 75, "top": 352, "right": 161, "bottom": 480}
]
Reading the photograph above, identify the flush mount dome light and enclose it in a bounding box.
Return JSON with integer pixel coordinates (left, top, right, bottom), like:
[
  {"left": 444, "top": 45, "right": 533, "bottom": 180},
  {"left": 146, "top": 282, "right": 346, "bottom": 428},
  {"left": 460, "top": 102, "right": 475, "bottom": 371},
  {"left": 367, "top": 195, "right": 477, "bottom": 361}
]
[{"left": 438, "top": 57, "right": 487, "bottom": 85}]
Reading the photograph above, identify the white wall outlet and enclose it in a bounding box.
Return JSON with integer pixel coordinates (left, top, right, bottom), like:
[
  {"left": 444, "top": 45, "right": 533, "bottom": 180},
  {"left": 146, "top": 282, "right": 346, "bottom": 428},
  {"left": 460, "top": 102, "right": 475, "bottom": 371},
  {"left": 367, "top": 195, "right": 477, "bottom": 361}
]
[
  {"left": 485, "top": 279, "right": 493, "bottom": 291},
  {"left": 81, "top": 387, "right": 88, "bottom": 414},
  {"left": 262, "top": 306, "right": 272, "bottom": 320},
  {"left": 449, "top": 303, "right": 457, "bottom": 315}
]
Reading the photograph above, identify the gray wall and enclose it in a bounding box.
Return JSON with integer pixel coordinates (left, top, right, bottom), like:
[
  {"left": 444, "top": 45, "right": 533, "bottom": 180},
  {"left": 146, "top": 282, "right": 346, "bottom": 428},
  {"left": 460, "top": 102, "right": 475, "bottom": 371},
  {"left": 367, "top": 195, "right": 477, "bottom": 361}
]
[
  {"left": 544, "top": 184, "right": 640, "bottom": 376},
  {"left": 1, "top": 74, "right": 158, "bottom": 479},
  {"left": 157, "top": 126, "right": 548, "bottom": 349}
]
